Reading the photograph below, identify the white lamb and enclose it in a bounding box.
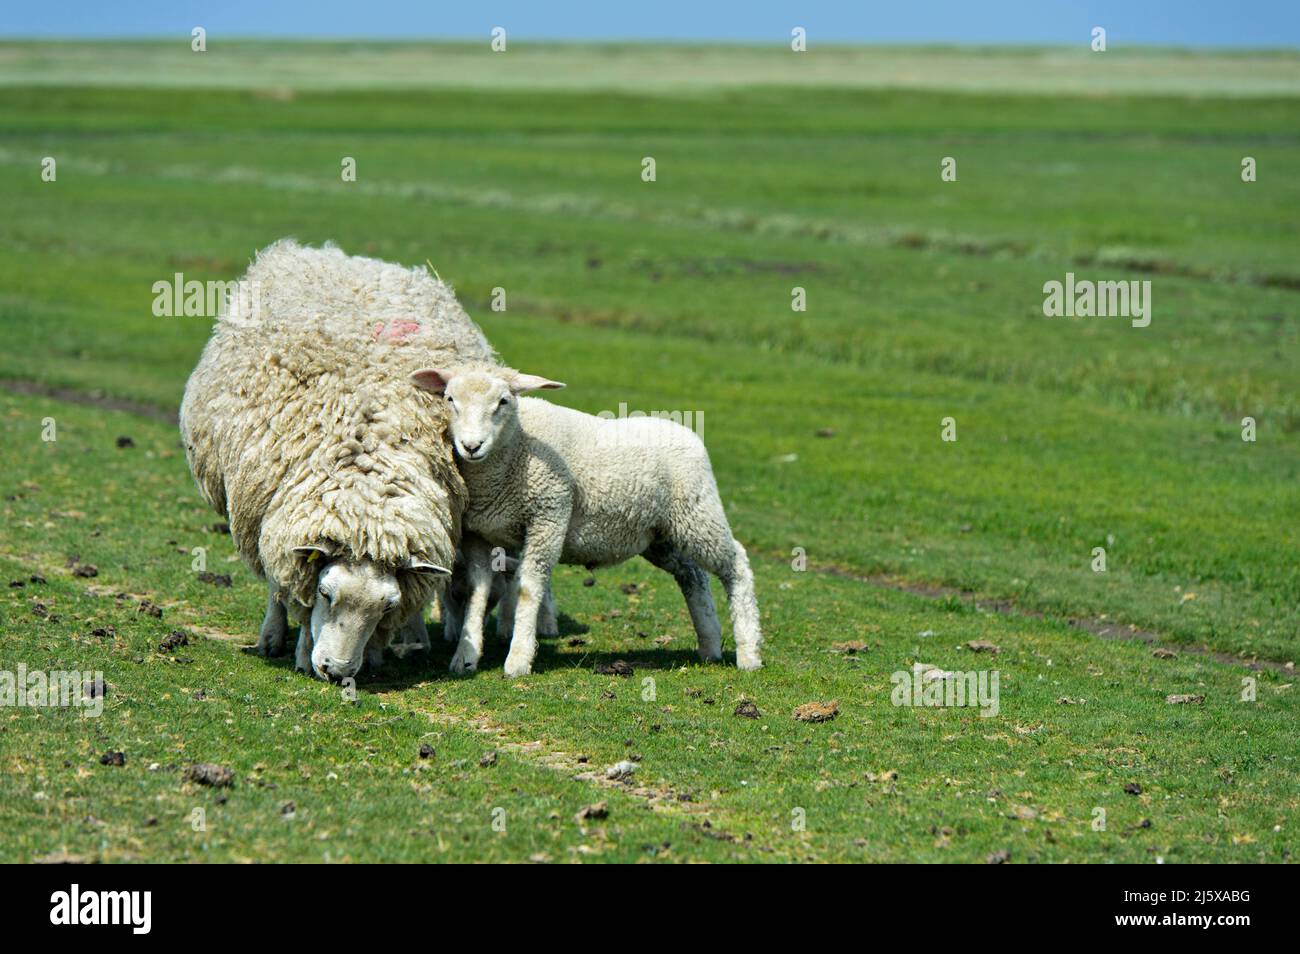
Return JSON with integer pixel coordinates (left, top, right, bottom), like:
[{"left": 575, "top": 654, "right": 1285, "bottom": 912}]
[{"left": 410, "top": 367, "right": 763, "bottom": 677}]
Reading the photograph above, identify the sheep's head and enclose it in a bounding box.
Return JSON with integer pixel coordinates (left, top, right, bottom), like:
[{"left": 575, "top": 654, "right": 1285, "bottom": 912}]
[
  {"left": 411, "top": 368, "right": 564, "bottom": 462},
  {"left": 294, "top": 544, "right": 449, "bottom": 681}
]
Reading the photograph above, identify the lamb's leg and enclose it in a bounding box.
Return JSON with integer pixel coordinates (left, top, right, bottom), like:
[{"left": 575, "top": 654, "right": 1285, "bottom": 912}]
[
  {"left": 256, "top": 581, "right": 288, "bottom": 657},
  {"left": 643, "top": 541, "right": 723, "bottom": 663},
  {"left": 293, "top": 620, "right": 314, "bottom": 675},
  {"left": 504, "top": 525, "right": 565, "bottom": 678},
  {"left": 449, "top": 538, "right": 494, "bottom": 674},
  {"left": 366, "top": 641, "right": 385, "bottom": 671},
  {"left": 716, "top": 540, "right": 763, "bottom": 670},
  {"left": 670, "top": 517, "right": 763, "bottom": 670}
]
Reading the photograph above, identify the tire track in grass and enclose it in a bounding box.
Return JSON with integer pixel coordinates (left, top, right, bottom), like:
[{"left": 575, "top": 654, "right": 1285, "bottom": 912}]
[
  {"left": 1, "top": 146, "right": 1297, "bottom": 291},
  {"left": 390, "top": 695, "right": 777, "bottom": 857}
]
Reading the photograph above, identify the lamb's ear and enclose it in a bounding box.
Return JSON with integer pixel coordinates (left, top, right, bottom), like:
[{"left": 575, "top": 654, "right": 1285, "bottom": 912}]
[
  {"left": 293, "top": 543, "right": 337, "bottom": 565},
  {"left": 509, "top": 373, "right": 565, "bottom": 393},
  {"left": 404, "top": 558, "right": 452, "bottom": 577},
  {"left": 410, "top": 369, "right": 452, "bottom": 395}
]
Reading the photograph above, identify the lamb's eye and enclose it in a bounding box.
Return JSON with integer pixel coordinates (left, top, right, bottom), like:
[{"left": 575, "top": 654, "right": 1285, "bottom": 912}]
[
  {"left": 318, "top": 586, "right": 331, "bottom": 603},
  {"left": 446, "top": 396, "right": 455, "bottom": 408},
  {"left": 498, "top": 396, "right": 510, "bottom": 407}
]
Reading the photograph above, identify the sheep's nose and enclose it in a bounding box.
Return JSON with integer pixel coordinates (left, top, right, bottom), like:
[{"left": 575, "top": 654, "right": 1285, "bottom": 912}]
[
  {"left": 461, "top": 440, "right": 482, "bottom": 455},
  {"left": 318, "top": 661, "right": 348, "bottom": 683}
]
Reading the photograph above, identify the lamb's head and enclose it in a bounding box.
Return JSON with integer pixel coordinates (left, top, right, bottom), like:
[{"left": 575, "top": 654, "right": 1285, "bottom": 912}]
[
  {"left": 411, "top": 368, "right": 564, "bottom": 463},
  {"left": 295, "top": 545, "right": 449, "bottom": 681}
]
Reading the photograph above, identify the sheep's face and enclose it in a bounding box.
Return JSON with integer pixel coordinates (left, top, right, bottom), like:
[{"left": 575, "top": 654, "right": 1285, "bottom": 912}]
[
  {"left": 303, "top": 555, "right": 449, "bottom": 681},
  {"left": 411, "top": 368, "right": 564, "bottom": 463},
  {"left": 309, "top": 560, "right": 400, "bottom": 680}
]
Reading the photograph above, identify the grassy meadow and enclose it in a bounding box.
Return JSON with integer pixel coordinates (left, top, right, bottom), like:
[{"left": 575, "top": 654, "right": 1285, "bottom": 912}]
[{"left": 0, "top": 42, "right": 1296, "bottom": 862}]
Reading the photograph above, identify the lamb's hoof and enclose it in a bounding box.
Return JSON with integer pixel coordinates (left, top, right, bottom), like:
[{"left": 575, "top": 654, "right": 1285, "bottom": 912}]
[
  {"left": 736, "top": 653, "right": 763, "bottom": 671},
  {"left": 449, "top": 646, "right": 480, "bottom": 674},
  {"left": 537, "top": 620, "right": 559, "bottom": 638},
  {"left": 503, "top": 654, "right": 533, "bottom": 678}
]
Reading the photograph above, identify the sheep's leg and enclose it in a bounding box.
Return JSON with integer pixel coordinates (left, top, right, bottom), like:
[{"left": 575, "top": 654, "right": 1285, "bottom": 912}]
[
  {"left": 437, "top": 589, "right": 462, "bottom": 643},
  {"left": 392, "top": 605, "right": 430, "bottom": 655},
  {"left": 293, "top": 620, "right": 314, "bottom": 675},
  {"left": 643, "top": 542, "right": 723, "bottom": 663},
  {"left": 495, "top": 573, "right": 516, "bottom": 640},
  {"left": 256, "top": 581, "right": 288, "bottom": 657},
  {"left": 504, "top": 524, "right": 565, "bottom": 677},
  {"left": 449, "top": 538, "right": 493, "bottom": 674},
  {"left": 537, "top": 582, "right": 559, "bottom": 637}
]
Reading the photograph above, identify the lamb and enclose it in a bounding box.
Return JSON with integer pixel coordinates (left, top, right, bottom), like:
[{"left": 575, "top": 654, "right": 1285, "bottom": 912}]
[
  {"left": 180, "top": 239, "right": 497, "bottom": 681},
  {"left": 433, "top": 547, "right": 558, "bottom": 647},
  {"left": 410, "top": 366, "right": 764, "bottom": 677}
]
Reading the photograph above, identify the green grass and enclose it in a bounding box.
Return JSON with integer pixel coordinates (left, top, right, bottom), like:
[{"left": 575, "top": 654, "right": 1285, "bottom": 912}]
[{"left": 0, "top": 41, "right": 1297, "bottom": 862}]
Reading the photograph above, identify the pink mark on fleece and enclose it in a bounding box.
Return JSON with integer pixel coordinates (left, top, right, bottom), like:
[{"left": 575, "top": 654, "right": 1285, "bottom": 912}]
[{"left": 371, "top": 320, "right": 422, "bottom": 343}]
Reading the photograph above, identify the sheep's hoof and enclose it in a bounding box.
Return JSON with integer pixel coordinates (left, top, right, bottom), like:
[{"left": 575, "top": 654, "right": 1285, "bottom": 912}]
[
  {"left": 449, "top": 646, "right": 480, "bottom": 674},
  {"left": 503, "top": 655, "right": 533, "bottom": 678},
  {"left": 256, "top": 626, "right": 287, "bottom": 658}
]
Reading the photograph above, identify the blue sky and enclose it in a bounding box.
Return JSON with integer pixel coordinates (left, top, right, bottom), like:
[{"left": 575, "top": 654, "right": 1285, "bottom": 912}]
[{"left": 4, "top": 1, "right": 1298, "bottom": 47}]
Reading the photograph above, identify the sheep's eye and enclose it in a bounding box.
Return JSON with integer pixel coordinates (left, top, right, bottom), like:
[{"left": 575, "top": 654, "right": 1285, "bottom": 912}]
[{"left": 498, "top": 395, "right": 510, "bottom": 407}]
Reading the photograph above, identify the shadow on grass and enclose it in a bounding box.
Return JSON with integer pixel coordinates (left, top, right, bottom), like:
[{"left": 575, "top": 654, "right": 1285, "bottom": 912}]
[{"left": 255, "top": 612, "right": 717, "bottom": 690}]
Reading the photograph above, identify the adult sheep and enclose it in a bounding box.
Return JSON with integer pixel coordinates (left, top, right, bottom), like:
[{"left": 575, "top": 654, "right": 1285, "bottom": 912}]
[{"left": 180, "top": 239, "right": 495, "bottom": 680}]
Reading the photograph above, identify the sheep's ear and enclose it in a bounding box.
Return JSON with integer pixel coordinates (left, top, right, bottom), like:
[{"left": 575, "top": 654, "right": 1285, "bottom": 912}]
[
  {"left": 404, "top": 558, "right": 452, "bottom": 577},
  {"left": 293, "top": 543, "right": 337, "bottom": 564},
  {"left": 509, "top": 373, "right": 565, "bottom": 393},
  {"left": 410, "top": 369, "right": 452, "bottom": 395}
]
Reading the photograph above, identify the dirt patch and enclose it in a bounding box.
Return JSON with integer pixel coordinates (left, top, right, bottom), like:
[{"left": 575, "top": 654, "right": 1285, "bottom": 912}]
[
  {"left": 804, "top": 561, "right": 1292, "bottom": 673},
  {"left": 0, "top": 379, "right": 178, "bottom": 424}
]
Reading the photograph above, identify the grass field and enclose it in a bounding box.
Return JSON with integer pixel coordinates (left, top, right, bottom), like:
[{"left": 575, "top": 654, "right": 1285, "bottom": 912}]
[{"left": 0, "top": 42, "right": 1297, "bottom": 863}]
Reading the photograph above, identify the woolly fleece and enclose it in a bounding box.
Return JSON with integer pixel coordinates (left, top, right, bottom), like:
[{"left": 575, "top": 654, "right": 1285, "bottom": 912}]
[{"left": 180, "top": 239, "right": 496, "bottom": 635}]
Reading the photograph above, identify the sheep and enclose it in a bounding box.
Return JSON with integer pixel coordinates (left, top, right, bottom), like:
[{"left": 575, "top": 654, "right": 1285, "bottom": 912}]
[
  {"left": 409, "top": 366, "right": 763, "bottom": 677},
  {"left": 180, "top": 239, "right": 497, "bottom": 681}
]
